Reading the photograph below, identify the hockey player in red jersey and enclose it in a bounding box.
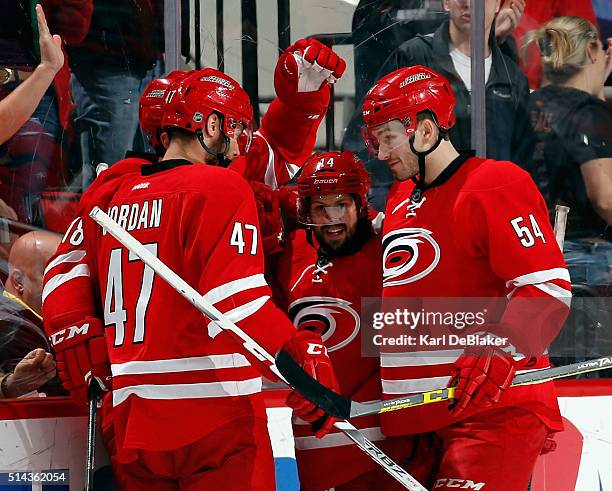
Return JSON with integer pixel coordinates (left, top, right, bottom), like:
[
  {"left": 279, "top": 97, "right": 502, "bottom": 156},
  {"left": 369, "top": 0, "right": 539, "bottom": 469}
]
[
  {"left": 41, "top": 68, "right": 340, "bottom": 491},
  {"left": 360, "top": 66, "right": 572, "bottom": 490},
  {"left": 275, "top": 151, "right": 408, "bottom": 491}
]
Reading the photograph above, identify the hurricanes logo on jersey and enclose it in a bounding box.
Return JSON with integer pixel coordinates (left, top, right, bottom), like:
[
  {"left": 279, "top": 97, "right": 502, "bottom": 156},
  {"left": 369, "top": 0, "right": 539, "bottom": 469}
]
[
  {"left": 382, "top": 228, "right": 440, "bottom": 287},
  {"left": 288, "top": 297, "right": 360, "bottom": 352}
]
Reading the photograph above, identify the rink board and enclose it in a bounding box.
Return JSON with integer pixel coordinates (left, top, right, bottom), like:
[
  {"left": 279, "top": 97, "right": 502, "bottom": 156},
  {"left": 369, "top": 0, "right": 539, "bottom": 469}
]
[{"left": 0, "top": 383, "right": 610, "bottom": 490}]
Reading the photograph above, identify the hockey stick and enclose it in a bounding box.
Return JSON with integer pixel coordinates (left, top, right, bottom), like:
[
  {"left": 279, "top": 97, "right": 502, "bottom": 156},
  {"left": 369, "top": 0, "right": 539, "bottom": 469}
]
[
  {"left": 275, "top": 351, "right": 612, "bottom": 419},
  {"left": 553, "top": 205, "right": 570, "bottom": 251},
  {"left": 84, "top": 382, "right": 101, "bottom": 491},
  {"left": 89, "top": 207, "right": 425, "bottom": 491}
]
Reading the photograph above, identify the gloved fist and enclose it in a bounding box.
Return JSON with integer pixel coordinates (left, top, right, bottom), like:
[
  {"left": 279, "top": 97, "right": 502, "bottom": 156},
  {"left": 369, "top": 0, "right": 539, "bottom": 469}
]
[
  {"left": 278, "top": 183, "right": 299, "bottom": 226},
  {"left": 283, "top": 330, "right": 339, "bottom": 438},
  {"left": 449, "top": 345, "right": 516, "bottom": 416},
  {"left": 276, "top": 38, "right": 346, "bottom": 94},
  {"left": 47, "top": 316, "right": 111, "bottom": 406}
]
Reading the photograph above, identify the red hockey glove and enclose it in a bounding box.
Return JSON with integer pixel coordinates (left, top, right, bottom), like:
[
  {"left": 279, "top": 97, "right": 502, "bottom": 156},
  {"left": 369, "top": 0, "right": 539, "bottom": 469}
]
[
  {"left": 276, "top": 38, "right": 346, "bottom": 94},
  {"left": 47, "top": 316, "right": 111, "bottom": 407},
  {"left": 283, "top": 330, "right": 340, "bottom": 438},
  {"left": 277, "top": 184, "right": 299, "bottom": 223},
  {"left": 249, "top": 181, "right": 283, "bottom": 256},
  {"left": 449, "top": 345, "right": 516, "bottom": 416},
  {"left": 278, "top": 184, "right": 299, "bottom": 234}
]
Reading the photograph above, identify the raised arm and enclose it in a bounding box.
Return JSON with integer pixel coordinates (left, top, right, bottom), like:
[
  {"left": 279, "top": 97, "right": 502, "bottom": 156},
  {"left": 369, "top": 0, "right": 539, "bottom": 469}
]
[{"left": 0, "top": 6, "right": 64, "bottom": 145}]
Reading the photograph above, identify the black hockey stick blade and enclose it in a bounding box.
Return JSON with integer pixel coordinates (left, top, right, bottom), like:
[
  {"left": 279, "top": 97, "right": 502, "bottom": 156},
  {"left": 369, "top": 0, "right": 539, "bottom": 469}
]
[
  {"left": 275, "top": 349, "right": 352, "bottom": 418},
  {"left": 278, "top": 349, "right": 612, "bottom": 419},
  {"left": 275, "top": 348, "right": 457, "bottom": 418}
]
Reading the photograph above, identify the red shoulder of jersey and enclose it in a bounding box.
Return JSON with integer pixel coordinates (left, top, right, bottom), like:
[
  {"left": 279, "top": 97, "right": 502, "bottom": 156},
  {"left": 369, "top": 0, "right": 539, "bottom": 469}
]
[
  {"left": 75, "top": 158, "right": 151, "bottom": 215},
  {"left": 460, "top": 157, "right": 533, "bottom": 193},
  {"left": 456, "top": 157, "right": 570, "bottom": 294}
]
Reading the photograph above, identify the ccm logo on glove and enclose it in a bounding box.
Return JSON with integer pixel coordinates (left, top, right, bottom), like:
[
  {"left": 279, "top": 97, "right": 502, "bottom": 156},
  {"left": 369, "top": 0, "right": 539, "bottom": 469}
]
[
  {"left": 306, "top": 343, "right": 327, "bottom": 355},
  {"left": 49, "top": 323, "right": 91, "bottom": 346},
  {"left": 433, "top": 478, "right": 485, "bottom": 489}
]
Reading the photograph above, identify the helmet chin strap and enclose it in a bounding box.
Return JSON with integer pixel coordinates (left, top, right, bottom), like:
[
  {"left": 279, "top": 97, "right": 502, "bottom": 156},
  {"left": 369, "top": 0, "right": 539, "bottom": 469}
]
[
  {"left": 195, "top": 129, "right": 232, "bottom": 168},
  {"left": 408, "top": 128, "right": 444, "bottom": 202}
]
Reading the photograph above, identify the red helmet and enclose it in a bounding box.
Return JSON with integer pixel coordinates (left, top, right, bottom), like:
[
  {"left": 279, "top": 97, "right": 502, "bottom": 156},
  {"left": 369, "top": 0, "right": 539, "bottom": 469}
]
[
  {"left": 161, "top": 68, "right": 254, "bottom": 151},
  {"left": 297, "top": 151, "right": 370, "bottom": 221},
  {"left": 139, "top": 70, "right": 189, "bottom": 150},
  {"left": 361, "top": 65, "right": 456, "bottom": 155}
]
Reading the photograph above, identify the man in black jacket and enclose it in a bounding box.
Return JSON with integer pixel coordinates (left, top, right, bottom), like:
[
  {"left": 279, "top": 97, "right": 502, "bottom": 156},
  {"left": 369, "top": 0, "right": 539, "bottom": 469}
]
[
  {"left": 380, "top": 0, "right": 533, "bottom": 162},
  {"left": 344, "top": 0, "right": 533, "bottom": 208}
]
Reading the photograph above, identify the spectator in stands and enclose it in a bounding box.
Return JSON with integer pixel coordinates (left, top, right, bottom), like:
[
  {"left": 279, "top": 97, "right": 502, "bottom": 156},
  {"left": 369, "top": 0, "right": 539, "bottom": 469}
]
[
  {"left": 513, "top": 1, "right": 598, "bottom": 89},
  {"left": 1, "top": 230, "right": 59, "bottom": 371},
  {"left": 350, "top": 0, "right": 525, "bottom": 117},
  {"left": 0, "top": 6, "right": 63, "bottom": 145},
  {"left": 344, "top": 0, "right": 529, "bottom": 209},
  {"left": 0, "top": 348, "right": 56, "bottom": 398},
  {"left": 0, "top": 1, "right": 92, "bottom": 226},
  {"left": 527, "top": 16, "right": 612, "bottom": 287},
  {"left": 351, "top": 0, "right": 447, "bottom": 111},
  {"left": 69, "top": 0, "right": 164, "bottom": 190},
  {"left": 0, "top": 199, "right": 19, "bottom": 275},
  {"left": 380, "top": 0, "right": 533, "bottom": 163},
  {"left": 593, "top": 0, "right": 612, "bottom": 89},
  {"left": 594, "top": 0, "right": 612, "bottom": 45}
]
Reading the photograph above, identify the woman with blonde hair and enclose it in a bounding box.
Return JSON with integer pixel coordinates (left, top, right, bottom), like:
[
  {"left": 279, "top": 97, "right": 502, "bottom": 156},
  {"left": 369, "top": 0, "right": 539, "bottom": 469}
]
[{"left": 526, "top": 16, "right": 612, "bottom": 287}]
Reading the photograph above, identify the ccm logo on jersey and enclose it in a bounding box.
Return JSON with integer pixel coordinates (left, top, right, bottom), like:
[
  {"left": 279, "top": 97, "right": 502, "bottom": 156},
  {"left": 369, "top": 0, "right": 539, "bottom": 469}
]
[
  {"left": 382, "top": 228, "right": 440, "bottom": 287},
  {"left": 433, "top": 479, "right": 485, "bottom": 490},
  {"left": 49, "top": 323, "right": 91, "bottom": 346}
]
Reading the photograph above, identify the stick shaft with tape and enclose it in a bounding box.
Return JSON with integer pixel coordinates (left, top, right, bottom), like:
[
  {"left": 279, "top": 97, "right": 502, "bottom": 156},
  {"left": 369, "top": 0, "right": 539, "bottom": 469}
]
[{"left": 553, "top": 205, "right": 570, "bottom": 251}]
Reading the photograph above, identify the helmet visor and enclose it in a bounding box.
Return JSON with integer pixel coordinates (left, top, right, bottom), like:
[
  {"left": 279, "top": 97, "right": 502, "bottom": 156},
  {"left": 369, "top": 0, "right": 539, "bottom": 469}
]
[
  {"left": 362, "top": 120, "right": 412, "bottom": 159},
  {"left": 224, "top": 117, "right": 253, "bottom": 154},
  {"left": 301, "top": 194, "right": 355, "bottom": 227}
]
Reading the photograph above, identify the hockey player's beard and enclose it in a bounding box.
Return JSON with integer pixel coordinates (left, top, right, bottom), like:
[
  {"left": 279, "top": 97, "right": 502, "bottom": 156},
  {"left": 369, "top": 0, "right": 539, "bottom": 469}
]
[
  {"left": 313, "top": 218, "right": 373, "bottom": 257},
  {"left": 314, "top": 223, "right": 354, "bottom": 252}
]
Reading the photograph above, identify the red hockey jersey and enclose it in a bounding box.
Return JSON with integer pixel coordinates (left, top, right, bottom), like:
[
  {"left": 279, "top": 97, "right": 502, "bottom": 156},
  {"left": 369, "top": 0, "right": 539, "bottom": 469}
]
[
  {"left": 42, "top": 158, "right": 296, "bottom": 454},
  {"left": 230, "top": 87, "right": 330, "bottom": 189},
  {"left": 275, "top": 230, "right": 389, "bottom": 490},
  {"left": 380, "top": 154, "right": 571, "bottom": 437}
]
